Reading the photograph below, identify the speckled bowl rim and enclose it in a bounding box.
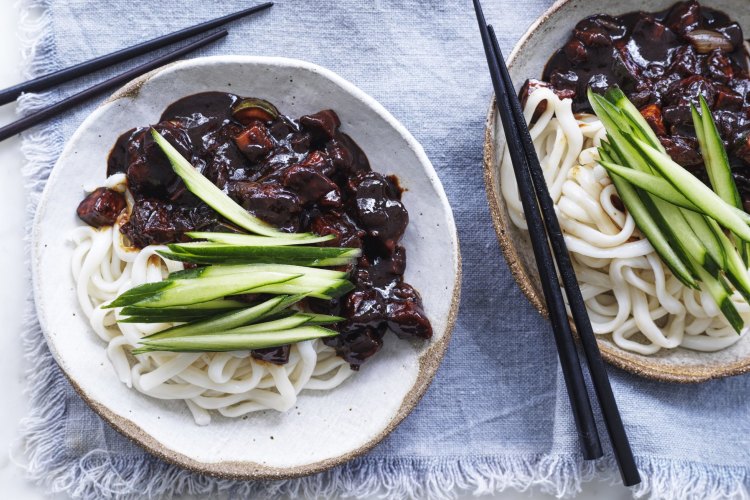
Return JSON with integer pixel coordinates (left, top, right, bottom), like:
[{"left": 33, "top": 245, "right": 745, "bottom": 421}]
[
  {"left": 32, "top": 56, "right": 462, "bottom": 480},
  {"left": 482, "top": 0, "right": 750, "bottom": 384}
]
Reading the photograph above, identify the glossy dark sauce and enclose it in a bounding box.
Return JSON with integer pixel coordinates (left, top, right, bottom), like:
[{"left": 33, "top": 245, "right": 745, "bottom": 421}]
[
  {"left": 528, "top": 0, "right": 750, "bottom": 208},
  {"left": 79, "top": 92, "right": 432, "bottom": 368}
]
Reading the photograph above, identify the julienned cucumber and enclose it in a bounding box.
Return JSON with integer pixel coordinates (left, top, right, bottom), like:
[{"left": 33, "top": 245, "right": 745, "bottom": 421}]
[
  {"left": 132, "top": 326, "right": 338, "bottom": 354},
  {"left": 107, "top": 272, "right": 301, "bottom": 308},
  {"left": 691, "top": 261, "right": 744, "bottom": 333},
  {"left": 158, "top": 243, "right": 361, "bottom": 267},
  {"left": 598, "top": 161, "right": 750, "bottom": 225},
  {"left": 141, "top": 294, "right": 306, "bottom": 339},
  {"left": 598, "top": 148, "right": 697, "bottom": 287},
  {"left": 598, "top": 161, "right": 697, "bottom": 210},
  {"left": 185, "top": 231, "right": 335, "bottom": 246},
  {"left": 696, "top": 98, "right": 742, "bottom": 209},
  {"left": 592, "top": 93, "right": 705, "bottom": 285},
  {"left": 118, "top": 299, "right": 247, "bottom": 323},
  {"left": 168, "top": 263, "right": 348, "bottom": 281},
  {"left": 590, "top": 87, "right": 750, "bottom": 332},
  {"left": 632, "top": 138, "right": 750, "bottom": 242},
  {"left": 694, "top": 98, "right": 750, "bottom": 266},
  {"left": 604, "top": 87, "right": 664, "bottom": 152}
]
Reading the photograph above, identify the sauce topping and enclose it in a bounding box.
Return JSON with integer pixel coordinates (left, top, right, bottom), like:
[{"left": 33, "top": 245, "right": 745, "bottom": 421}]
[
  {"left": 531, "top": 0, "right": 750, "bottom": 208},
  {"left": 87, "top": 92, "right": 432, "bottom": 368}
]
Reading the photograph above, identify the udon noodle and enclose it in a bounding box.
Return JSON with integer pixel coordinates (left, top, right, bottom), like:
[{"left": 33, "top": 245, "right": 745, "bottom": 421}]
[
  {"left": 501, "top": 87, "right": 749, "bottom": 354},
  {"left": 71, "top": 175, "right": 353, "bottom": 425}
]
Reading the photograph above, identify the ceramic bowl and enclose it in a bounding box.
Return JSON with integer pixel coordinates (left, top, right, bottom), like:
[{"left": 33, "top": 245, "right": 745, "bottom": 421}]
[
  {"left": 483, "top": 0, "right": 750, "bottom": 383},
  {"left": 32, "top": 56, "right": 460, "bottom": 478}
]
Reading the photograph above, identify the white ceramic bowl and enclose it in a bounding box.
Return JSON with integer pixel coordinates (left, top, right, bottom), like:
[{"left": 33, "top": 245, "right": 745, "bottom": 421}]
[
  {"left": 484, "top": 0, "right": 750, "bottom": 383},
  {"left": 32, "top": 56, "right": 460, "bottom": 478}
]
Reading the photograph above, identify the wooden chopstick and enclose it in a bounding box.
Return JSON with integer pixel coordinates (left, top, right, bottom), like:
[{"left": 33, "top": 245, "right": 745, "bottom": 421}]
[
  {"left": 0, "top": 30, "right": 227, "bottom": 143},
  {"left": 486, "top": 26, "right": 641, "bottom": 487},
  {"left": 0, "top": 2, "right": 273, "bottom": 106},
  {"left": 471, "top": 0, "right": 603, "bottom": 461}
]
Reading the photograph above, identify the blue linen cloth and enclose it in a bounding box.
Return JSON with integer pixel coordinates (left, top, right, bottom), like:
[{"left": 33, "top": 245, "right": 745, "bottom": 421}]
[{"left": 17, "top": 0, "right": 750, "bottom": 498}]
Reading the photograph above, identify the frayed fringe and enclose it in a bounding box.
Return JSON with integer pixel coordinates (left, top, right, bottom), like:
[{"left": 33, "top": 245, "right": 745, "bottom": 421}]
[
  {"left": 23, "top": 451, "right": 610, "bottom": 500},
  {"left": 12, "top": 0, "right": 750, "bottom": 499},
  {"left": 15, "top": 0, "right": 62, "bottom": 207},
  {"left": 633, "top": 459, "right": 750, "bottom": 500}
]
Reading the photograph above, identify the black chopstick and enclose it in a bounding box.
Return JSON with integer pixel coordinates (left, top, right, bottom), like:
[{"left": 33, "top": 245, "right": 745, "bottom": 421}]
[
  {"left": 0, "top": 2, "right": 272, "bottom": 107},
  {"left": 486, "top": 26, "right": 641, "bottom": 487},
  {"left": 0, "top": 30, "right": 227, "bottom": 143},
  {"left": 471, "top": 0, "right": 603, "bottom": 461}
]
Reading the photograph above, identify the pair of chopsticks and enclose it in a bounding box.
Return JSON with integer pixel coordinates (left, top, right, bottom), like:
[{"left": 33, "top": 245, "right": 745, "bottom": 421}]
[
  {"left": 471, "top": 0, "right": 640, "bottom": 487},
  {"left": 0, "top": 2, "right": 274, "bottom": 142}
]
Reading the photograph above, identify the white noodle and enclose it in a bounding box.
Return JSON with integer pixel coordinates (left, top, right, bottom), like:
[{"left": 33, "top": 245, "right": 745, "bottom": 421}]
[
  {"left": 500, "top": 88, "right": 748, "bottom": 354},
  {"left": 71, "top": 176, "right": 354, "bottom": 424}
]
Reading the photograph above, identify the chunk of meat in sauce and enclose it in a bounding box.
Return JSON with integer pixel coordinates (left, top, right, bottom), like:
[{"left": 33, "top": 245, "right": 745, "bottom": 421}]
[
  {"left": 386, "top": 283, "right": 433, "bottom": 340},
  {"left": 234, "top": 123, "right": 275, "bottom": 162},
  {"left": 77, "top": 187, "right": 126, "bottom": 227},
  {"left": 227, "top": 181, "right": 301, "bottom": 231},
  {"left": 252, "top": 345, "right": 291, "bottom": 365},
  {"left": 326, "top": 133, "right": 371, "bottom": 177},
  {"left": 660, "top": 135, "right": 704, "bottom": 167},
  {"left": 348, "top": 172, "right": 408, "bottom": 254},
  {"left": 326, "top": 326, "right": 385, "bottom": 369},
  {"left": 120, "top": 199, "right": 216, "bottom": 247},
  {"left": 126, "top": 122, "right": 190, "bottom": 199},
  {"left": 300, "top": 109, "right": 341, "bottom": 143},
  {"left": 282, "top": 165, "right": 342, "bottom": 207},
  {"left": 309, "top": 211, "right": 365, "bottom": 248}
]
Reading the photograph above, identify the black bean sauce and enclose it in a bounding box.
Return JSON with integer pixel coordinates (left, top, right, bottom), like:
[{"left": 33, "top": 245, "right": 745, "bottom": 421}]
[
  {"left": 527, "top": 0, "right": 750, "bottom": 209},
  {"left": 94, "top": 91, "right": 432, "bottom": 368}
]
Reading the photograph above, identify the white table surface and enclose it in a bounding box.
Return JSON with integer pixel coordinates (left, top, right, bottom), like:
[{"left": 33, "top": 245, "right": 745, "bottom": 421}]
[{"left": 0, "top": 0, "right": 632, "bottom": 497}]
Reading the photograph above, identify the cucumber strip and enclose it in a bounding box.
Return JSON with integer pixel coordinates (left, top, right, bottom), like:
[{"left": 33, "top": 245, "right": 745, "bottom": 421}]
[
  {"left": 251, "top": 278, "right": 355, "bottom": 299},
  {"left": 220, "top": 314, "right": 313, "bottom": 334},
  {"left": 603, "top": 172, "right": 697, "bottom": 287},
  {"left": 598, "top": 160, "right": 750, "bottom": 225},
  {"left": 691, "top": 259, "right": 744, "bottom": 333},
  {"left": 699, "top": 98, "right": 742, "bottom": 208},
  {"left": 706, "top": 218, "right": 750, "bottom": 305},
  {"left": 141, "top": 294, "right": 306, "bottom": 339},
  {"left": 589, "top": 94, "right": 656, "bottom": 174},
  {"left": 598, "top": 139, "right": 620, "bottom": 164},
  {"left": 632, "top": 138, "right": 750, "bottom": 242},
  {"left": 681, "top": 210, "right": 726, "bottom": 271},
  {"left": 186, "top": 231, "right": 335, "bottom": 246},
  {"left": 169, "top": 263, "right": 348, "bottom": 281},
  {"left": 160, "top": 252, "right": 357, "bottom": 268},
  {"left": 106, "top": 281, "right": 172, "bottom": 307},
  {"left": 696, "top": 98, "right": 750, "bottom": 265},
  {"left": 119, "top": 310, "right": 235, "bottom": 323},
  {"left": 119, "top": 300, "right": 246, "bottom": 323},
  {"left": 169, "top": 242, "right": 360, "bottom": 258},
  {"left": 133, "top": 326, "right": 338, "bottom": 354},
  {"left": 151, "top": 129, "right": 309, "bottom": 240},
  {"left": 107, "top": 272, "right": 301, "bottom": 308},
  {"left": 159, "top": 244, "right": 361, "bottom": 267},
  {"left": 665, "top": 210, "right": 718, "bottom": 276},
  {"left": 598, "top": 160, "right": 699, "bottom": 211},
  {"left": 603, "top": 87, "right": 665, "bottom": 152},
  {"left": 297, "top": 313, "right": 346, "bottom": 325}
]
